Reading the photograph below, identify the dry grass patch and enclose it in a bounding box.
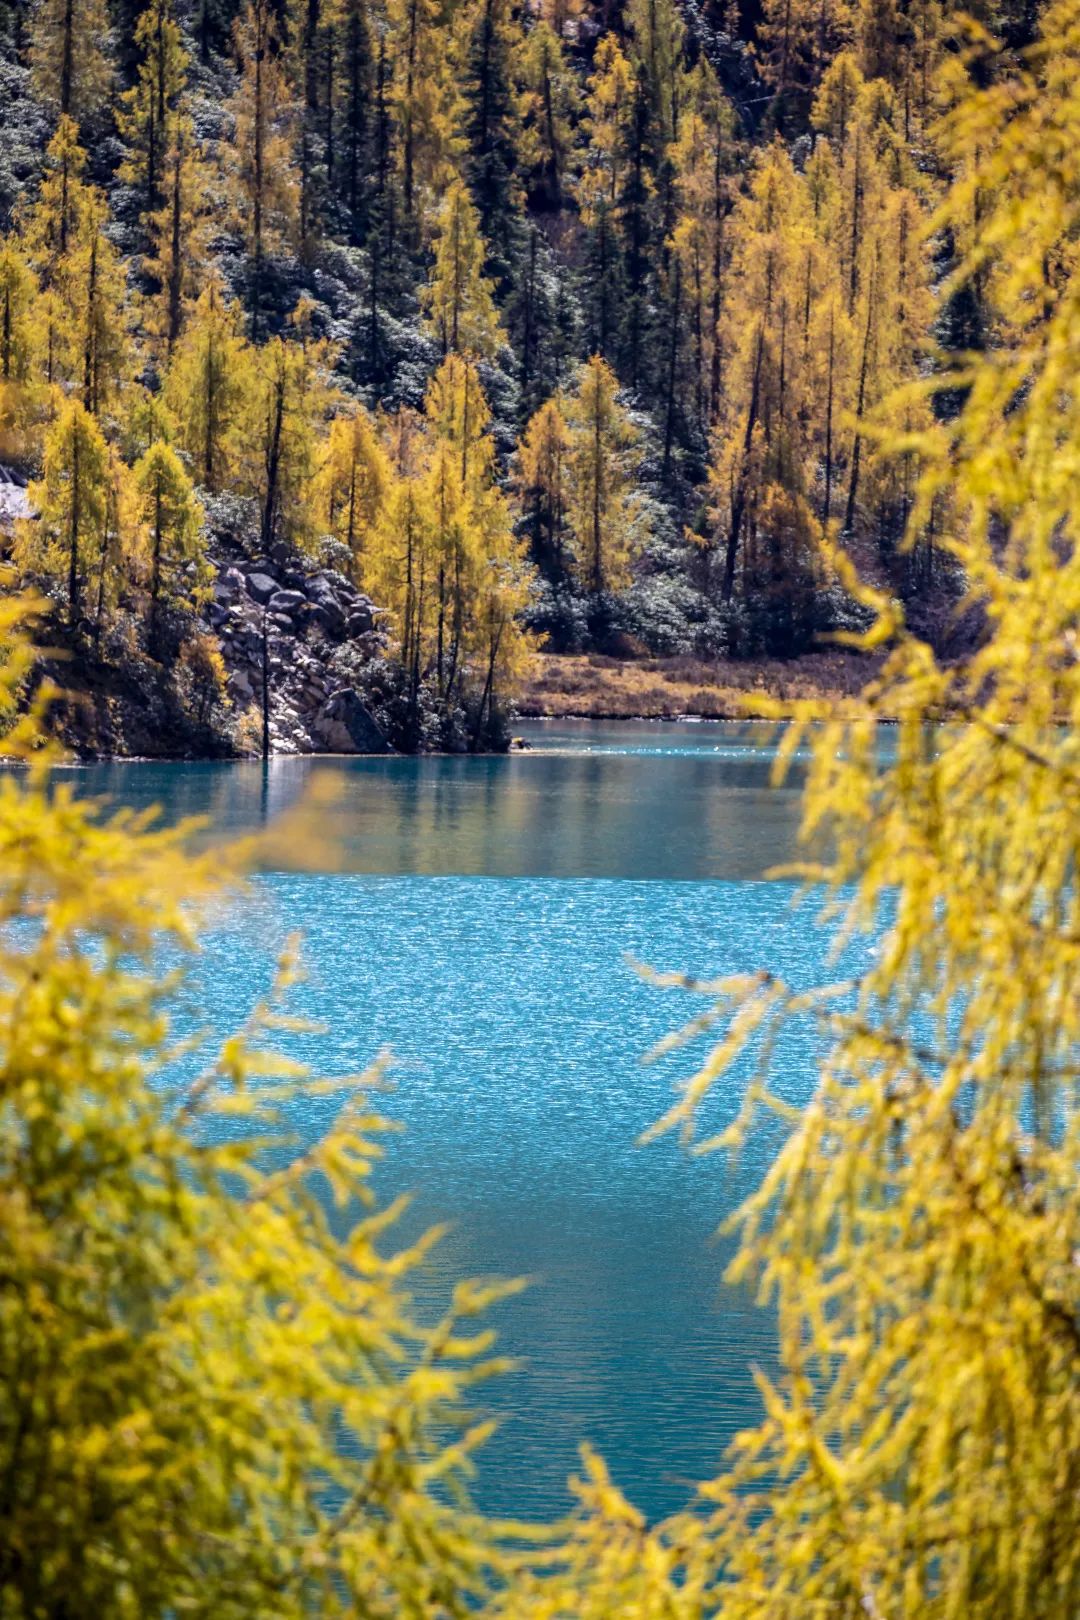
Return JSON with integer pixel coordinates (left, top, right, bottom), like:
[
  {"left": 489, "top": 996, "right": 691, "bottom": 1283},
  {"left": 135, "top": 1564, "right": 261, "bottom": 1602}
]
[{"left": 517, "top": 650, "right": 883, "bottom": 720}]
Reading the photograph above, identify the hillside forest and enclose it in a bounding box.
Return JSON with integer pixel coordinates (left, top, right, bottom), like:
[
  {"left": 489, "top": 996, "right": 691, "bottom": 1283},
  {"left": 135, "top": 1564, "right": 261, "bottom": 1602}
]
[{"left": 0, "top": 0, "right": 1012, "bottom": 749}]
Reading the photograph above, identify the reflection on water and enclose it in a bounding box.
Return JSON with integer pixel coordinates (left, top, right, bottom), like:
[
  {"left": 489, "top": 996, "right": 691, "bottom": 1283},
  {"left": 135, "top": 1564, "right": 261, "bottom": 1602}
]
[
  {"left": 52, "top": 718, "right": 806, "bottom": 881},
  {"left": 39, "top": 719, "right": 862, "bottom": 1522}
]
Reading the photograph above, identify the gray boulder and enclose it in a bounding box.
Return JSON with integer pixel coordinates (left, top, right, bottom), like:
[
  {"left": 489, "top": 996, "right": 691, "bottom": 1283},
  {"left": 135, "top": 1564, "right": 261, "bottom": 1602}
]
[
  {"left": 245, "top": 572, "right": 277, "bottom": 605},
  {"left": 314, "top": 688, "right": 393, "bottom": 754}
]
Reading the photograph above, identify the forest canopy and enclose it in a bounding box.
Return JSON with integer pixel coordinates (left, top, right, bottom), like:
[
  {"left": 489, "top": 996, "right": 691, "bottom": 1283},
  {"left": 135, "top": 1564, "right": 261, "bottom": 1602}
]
[
  {"left": 0, "top": 0, "right": 1000, "bottom": 760},
  {"left": 3, "top": 0, "right": 1080, "bottom": 1611}
]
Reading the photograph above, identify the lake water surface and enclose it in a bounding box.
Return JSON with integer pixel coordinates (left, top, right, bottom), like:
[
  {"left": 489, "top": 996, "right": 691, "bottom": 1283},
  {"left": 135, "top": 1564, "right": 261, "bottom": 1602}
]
[{"left": 63, "top": 720, "right": 854, "bottom": 1523}]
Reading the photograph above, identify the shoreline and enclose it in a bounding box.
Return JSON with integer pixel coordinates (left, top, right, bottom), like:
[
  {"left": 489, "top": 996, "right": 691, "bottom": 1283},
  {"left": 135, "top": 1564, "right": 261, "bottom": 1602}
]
[
  {"left": 516, "top": 650, "right": 883, "bottom": 723},
  {"left": 5, "top": 651, "right": 886, "bottom": 763}
]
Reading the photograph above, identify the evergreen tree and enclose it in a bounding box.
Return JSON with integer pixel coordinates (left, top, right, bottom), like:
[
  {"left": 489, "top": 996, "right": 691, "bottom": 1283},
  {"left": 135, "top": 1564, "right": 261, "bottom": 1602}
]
[{"left": 461, "top": 0, "right": 523, "bottom": 285}]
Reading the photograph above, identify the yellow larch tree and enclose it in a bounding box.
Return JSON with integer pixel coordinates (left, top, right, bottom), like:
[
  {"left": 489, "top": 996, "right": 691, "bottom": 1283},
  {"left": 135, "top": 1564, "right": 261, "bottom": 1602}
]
[
  {"left": 144, "top": 117, "right": 215, "bottom": 359},
  {"left": 0, "top": 241, "right": 43, "bottom": 461},
  {"left": 248, "top": 301, "right": 339, "bottom": 553},
  {"left": 132, "top": 438, "right": 212, "bottom": 654},
  {"left": 707, "top": 141, "right": 815, "bottom": 605},
  {"left": 667, "top": 60, "right": 737, "bottom": 431},
  {"left": 227, "top": 0, "right": 301, "bottom": 331},
  {"left": 315, "top": 405, "right": 392, "bottom": 581},
  {"left": 576, "top": 34, "right": 636, "bottom": 218},
  {"left": 518, "top": 394, "right": 571, "bottom": 574},
  {"left": 387, "top": 0, "right": 465, "bottom": 231},
  {"left": 16, "top": 398, "right": 110, "bottom": 627},
  {"left": 0, "top": 594, "right": 519, "bottom": 1618},
  {"left": 18, "top": 116, "right": 96, "bottom": 286},
  {"left": 29, "top": 0, "right": 112, "bottom": 128},
  {"left": 117, "top": 0, "right": 190, "bottom": 219},
  {"left": 163, "top": 275, "right": 255, "bottom": 493},
  {"left": 63, "top": 195, "right": 133, "bottom": 419},
  {"left": 517, "top": 20, "right": 580, "bottom": 211},
  {"left": 562, "top": 353, "right": 645, "bottom": 595},
  {"left": 420, "top": 178, "right": 505, "bottom": 359}
]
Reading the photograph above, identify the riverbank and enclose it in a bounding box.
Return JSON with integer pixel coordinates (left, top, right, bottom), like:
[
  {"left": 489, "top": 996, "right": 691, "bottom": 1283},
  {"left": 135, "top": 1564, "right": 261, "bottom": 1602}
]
[{"left": 517, "top": 649, "right": 883, "bottom": 721}]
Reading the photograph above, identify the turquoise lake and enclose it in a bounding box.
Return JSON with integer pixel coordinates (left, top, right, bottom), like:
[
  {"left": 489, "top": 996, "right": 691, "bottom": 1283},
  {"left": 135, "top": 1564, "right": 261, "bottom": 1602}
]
[{"left": 61, "top": 719, "right": 857, "bottom": 1524}]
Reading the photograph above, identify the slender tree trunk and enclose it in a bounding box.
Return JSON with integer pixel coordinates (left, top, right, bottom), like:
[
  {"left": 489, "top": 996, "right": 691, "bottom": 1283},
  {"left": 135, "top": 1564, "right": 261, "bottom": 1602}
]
[
  {"left": 260, "top": 607, "right": 271, "bottom": 758},
  {"left": 166, "top": 145, "right": 183, "bottom": 351},
  {"left": 150, "top": 483, "right": 164, "bottom": 655},
  {"left": 592, "top": 381, "right": 603, "bottom": 595},
  {"left": 521, "top": 227, "right": 537, "bottom": 408},
  {"left": 252, "top": 0, "right": 266, "bottom": 336},
  {"left": 68, "top": 434, "right": 81, "bottom": 628},
  {"left": 844, "top": 259, "right": 877, "bottom": 536},
  {"left": 662, "top": 258, "right": 681, "bottom": 480},
  {"left": 60, "top": 0, "right": 75, "bottom": 118},
  {"left": 82, "top": 233, "right": 98, "bottom": 412},
  {"left": 722, "top": 321, "right": 765, "bottom": 602},
  {"left": 470, "top": 615, "right": 503, "bottom": 752},
  {"left": 822, "top": 304, "right": 835, "bottom": 524},
  {"left": 262, "top": 365, "right": 285, "bottom": 551}
]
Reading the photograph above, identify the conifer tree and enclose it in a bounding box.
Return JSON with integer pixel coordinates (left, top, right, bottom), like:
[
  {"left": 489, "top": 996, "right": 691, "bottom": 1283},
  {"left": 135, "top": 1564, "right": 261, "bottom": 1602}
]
[
  {"left": 251, "top": 304, "right": 338, "bottom": 553},
  {"left": 757, "top": 0, "right": 851, "bottom": 131},
  {"left": 65, "top": 196, "right": 132, "bottom": 417},
  {"left": 163, "top": 277, "right": 254, "bottom": 493},
  {"left": 228, "top": 0, "right": 301, "bottom": 331},
  {"left": 144, "top": 118, "right": 213, "bottom": 357},
  {"left": 625, "top": 0, "right": 685, "bottom": 151},
  {"left": 132, "top": 438, "right": 211, "bottom": 653},
  {"left": 366, "top": 412, "right": 435, "bottom": 731},
  {"left": 421, "top": 179, "right": 504, "bottom": 358},
  {"left": 29, "top": 0, "right": 112, "bottom": 128},
  {"left": 461, "top": 0, "right": 524, "bottom": 284},
  {"left": 578, "top": 34, "right": 636, "bottom": 218},
  {"left": 121, "top": 384, "right": 178, "bottom": 462},
  {"left": 17, "top": 398, "right": 109, "bottom": 627},
  {"left": 315, "top": 405, "right": 391, "bottom": 579},
  {"left": 706, "top": 140, "right": 829, "bottom": 624},
  {"left": 577, "top": 36, "right": 636, "bottom": 362},
  {"left": 562, "top": 354, "right": 644, "bottom": 595},
  {"left": 668, "top": 63, "right": 736, "bottom": 432},
  {"left": 323, "top": 0, "right": 376, "bottom": 243},
  {"left": 0, "top": 242, "right": 37, "bottom": 386},
  {"left": 386, "top": 0, "right": 463, "bottom": 231},
  {"left": 117, "top": 0, "right": 189, "bottom": 220},
  {"left": 0, "top": 242, "right": 42, "bottom": 461},
  {"left": 517, "top": 21, "right": 579, "bottom": 212},
  {"left": 18, "top": 116, "right": 95, "bottom": 283},
  {"left": 518, "top": 394, "right": 571, "bottom": 575}
]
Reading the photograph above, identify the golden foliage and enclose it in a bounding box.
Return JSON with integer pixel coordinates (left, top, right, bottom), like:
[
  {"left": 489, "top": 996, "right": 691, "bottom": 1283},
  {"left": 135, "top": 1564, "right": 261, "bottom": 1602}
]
[{"left": 0, "top": 597, "right": 522, "bottom": 1616}]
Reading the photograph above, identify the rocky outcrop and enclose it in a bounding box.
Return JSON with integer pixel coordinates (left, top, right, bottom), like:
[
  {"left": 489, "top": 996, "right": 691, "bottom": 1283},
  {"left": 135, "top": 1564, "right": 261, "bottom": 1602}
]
[{"left": 208, "top": 548, "right": 395, "bottom": 755}]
